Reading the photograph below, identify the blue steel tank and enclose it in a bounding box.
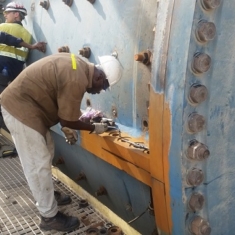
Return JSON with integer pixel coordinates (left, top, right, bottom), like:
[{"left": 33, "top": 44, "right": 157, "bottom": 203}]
[{"left": 6, "top": 0, "right": 235, "bottom": 234}]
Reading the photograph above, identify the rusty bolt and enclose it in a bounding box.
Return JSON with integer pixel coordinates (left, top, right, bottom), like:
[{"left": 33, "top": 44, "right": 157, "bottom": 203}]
[
  {"left": 79, "top": 199, "right": 89, "bottom": 208},
  {"left": 134, "top": 50, "right": 152, "bottom": 65},
  {"left": 58, "top": 46, "right": 70, "bottom": 53},
  {"left": 187, "top": 113, "right": 206, "bottom": 133},
  {"left": 195, "top": 20, "right": 216, "bottom": 43},
  {"left": 86, "top": 228, "right": 99, "bottom": 234},
  {"left": 104, "top": 223, "right": 113, "bottom": 229},
  {"left": 187, "top": 140, "right": 210, "bottom": 161},
  {"left": 62, "top": 0, "right": 73, "bottom": 7},
  {"left": 200, "top": 0, "right": 221, "bottom": 10},
  {"left": 189, "top": 216, "right": 211, "bottom": 235},
  {"left": 188, "top": 84, "right": 208, "bottom": 105},
  {"left": 79, "top": 47, "right": 91, "bottom": 58},
  {"left": 95, "top": 186, "right": 107, "bottom": 197},
  {"left": 191, "top": 53, "right": 211, "bottom": 74},
  {"left": 107, "top": 226, "right": 123, "bottom": 235},
  {"left": 76, "top": 172, "right": 86, "bottom": 181},
  {"left": 188, "top": 192, "right": 205, "bottom": 211},
  {"left": 125, "top": 203, "right": 132, "bottom": 212},
  {"left": 87, "top": 0, "right": 96, "bottom": 4},
  {"left": 187, "top": 168, "right": 204, "bottom": 186},
  {"left": 39, "top": 0, "right": 50, "bottom": 10},
  {"left": 55, "top": 157, "right": 65, "bottom": 165},
  {"left": 135, "top": 54, "right": 145, "bottom": 61}
]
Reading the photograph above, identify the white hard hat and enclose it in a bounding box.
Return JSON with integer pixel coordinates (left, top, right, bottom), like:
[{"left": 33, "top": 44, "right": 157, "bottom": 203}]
[
  {"left": 4, "top": 2, "right": 27, "bottom": 17},
  {"left": 98, "top": 55, "right": 122, "bottom": 87}
]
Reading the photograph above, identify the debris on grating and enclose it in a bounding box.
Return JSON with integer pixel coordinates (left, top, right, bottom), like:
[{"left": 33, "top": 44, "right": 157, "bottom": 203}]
[{"left": 0, "top": 156, "right": 124, "bottom": 235}]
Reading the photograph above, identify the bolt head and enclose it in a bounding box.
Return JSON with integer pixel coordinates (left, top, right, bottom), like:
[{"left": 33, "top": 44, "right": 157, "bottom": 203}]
[
  {"left": 190, "top": 216, "right": 211, "bottom": 235},
  {"left": 189, "top": 84, "right": 208, "bottom": 105},
  {"left": 196, "top": 21, "right": 216, "bottom": 42},
  {"left": 188, "top": 192, "right": 205, "bottom": 211},
  {"left": 187, "top": 141, "right": 210, "bottom": 161},
  {"left": 192, "top": 53, "right": 211, "bottom": 74},
  {"left": 187, "top": 168, "right": 204, "bottom": 186},
  {"left": 188, "top": 113, "right": 206, "bottom": 133},
  {"left": 201, "top": 0, "right": 221, "bottom": 10}
]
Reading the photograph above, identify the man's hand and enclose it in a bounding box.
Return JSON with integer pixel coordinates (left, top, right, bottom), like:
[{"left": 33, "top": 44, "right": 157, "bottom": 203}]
[
  {"left": 31, "top": 42, "right": 47, "bottom": 53},
  {"left": 91, "top": 123, "right": 108, "bottom": 134},
  {"left": 61, "top": 127, "right": 78, "bottom": 145}
]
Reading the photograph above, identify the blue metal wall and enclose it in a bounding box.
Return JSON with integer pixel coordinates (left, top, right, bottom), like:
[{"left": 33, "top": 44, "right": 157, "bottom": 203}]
[
  {"left": 4, "top": 0, "right": 235, "bottom": 234},
  {"left": 24, "top": 0, "right": 156, "bottom": 133},
  {"left": 10, "top": 0, "right": 158, "bottom": 234},
  {"left": 51, "top": 132, "right": 156, "bottom": 234},
  {"left": 155, "top": 0, "right": 235, "bottom": 234}
]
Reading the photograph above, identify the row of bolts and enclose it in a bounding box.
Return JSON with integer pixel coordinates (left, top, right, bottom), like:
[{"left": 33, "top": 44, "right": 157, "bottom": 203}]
[
  {"left": 58, "top": 45, "right": 152, "bottom": 66},
  {"left": 187, "top": 1, "right": 221, "bottom": 235},
  {"left": 40, "top": 0, "right": 95, "bottom": 10}
]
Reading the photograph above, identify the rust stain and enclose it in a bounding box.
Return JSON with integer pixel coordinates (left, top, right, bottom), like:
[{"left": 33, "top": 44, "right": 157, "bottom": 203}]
[
  {"left": 149, "top": 89, "right": 164, "bottom": 181},
  {"left": 79, "top": 87, "right": 173, "bottom": 234},
  {"left": 149, "top": 88, "right": 172, "bottom": 234},
  {"left": 80, "top": 131, "right": 151, "bottom": 186}
]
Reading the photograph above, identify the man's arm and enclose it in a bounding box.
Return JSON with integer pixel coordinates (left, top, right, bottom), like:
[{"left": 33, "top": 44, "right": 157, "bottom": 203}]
[
  {"left": 60, "top": 119, "right": 95, "bottom": 145},
  {"left": 19, "top": 41, "right": 47, "bottom": 52},
  {"left": 0, "top": 31, "right": 46, "bottom": 52},
  {"left": 60, "top": 118, "right": 108, "bottom": 145},
  {"left": 60, "top": 119, "right": 95, "bottom": 132},
  {"left": 0, "top": 31, "right": 23, "bottom": 47}
]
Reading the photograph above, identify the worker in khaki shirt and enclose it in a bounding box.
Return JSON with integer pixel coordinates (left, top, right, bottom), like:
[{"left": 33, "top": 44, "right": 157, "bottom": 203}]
[{"left": 0, "top": 53, "right": 122, "bottom": 232}]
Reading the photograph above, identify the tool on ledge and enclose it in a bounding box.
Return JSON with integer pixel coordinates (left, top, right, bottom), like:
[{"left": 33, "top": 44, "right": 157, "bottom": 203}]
[{"left": 90, "top": 117, "right": 119, "bottom": 130}]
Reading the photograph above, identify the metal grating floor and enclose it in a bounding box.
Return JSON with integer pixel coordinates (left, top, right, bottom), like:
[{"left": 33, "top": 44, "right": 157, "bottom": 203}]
[{"left": 0, "top": 135, "right": 116, "bottom": 235}]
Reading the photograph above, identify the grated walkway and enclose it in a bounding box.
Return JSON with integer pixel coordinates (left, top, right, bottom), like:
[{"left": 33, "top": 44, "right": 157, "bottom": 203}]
[{"left": 0, "top": 135, "right": 118, "bottom": 235}]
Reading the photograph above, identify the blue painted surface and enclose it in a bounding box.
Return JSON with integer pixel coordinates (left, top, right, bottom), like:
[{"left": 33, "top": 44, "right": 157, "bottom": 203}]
[
  {"left": 164, "top": 0, "right": 235, "bottom": 234},
  {"left": 51, "top": 132, "right": 156, "bottom": 234},
  {"left": 23, "top": 0, "right": 156, "bottom": 132},
  {"left": 151, "top": 0, "right": 199, "bottom": 234},
  {"left": 12, "top": 0, "right": 157, "bottom": 234},
  {"left": 151, "top": 0, "right": 235, "bottom": 234}
]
